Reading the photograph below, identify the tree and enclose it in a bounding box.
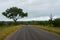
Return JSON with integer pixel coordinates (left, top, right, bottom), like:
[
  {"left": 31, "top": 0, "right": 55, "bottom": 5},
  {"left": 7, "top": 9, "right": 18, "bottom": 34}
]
[
  {"left": 49, "top": 14, "right": 53, "bottom": 26},
  {"left": 2, "top": 7, "right": 28, "bottom": 22}
]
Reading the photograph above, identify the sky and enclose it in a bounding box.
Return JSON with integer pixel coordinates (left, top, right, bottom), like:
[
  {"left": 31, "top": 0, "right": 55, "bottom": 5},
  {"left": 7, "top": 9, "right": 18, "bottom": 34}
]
[{"left": 0, "top": 0, "right": 60, "bottom": 21}]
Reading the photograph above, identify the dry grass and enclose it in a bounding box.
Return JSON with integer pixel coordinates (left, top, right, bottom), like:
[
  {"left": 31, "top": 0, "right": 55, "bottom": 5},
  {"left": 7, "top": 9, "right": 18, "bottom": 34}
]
[
  {"left": 33, "top": 25, "right": 60, "bottom": 35},
  {"left": 0, "top": 25, "right": 21, "bottom": 40}
]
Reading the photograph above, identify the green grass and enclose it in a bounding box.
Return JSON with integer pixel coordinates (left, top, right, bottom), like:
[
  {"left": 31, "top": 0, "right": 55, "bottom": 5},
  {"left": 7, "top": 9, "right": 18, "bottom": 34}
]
[
  {"left": 33, "top": 25, "right": 60, "bottom": 35},
  {"left": 0, "top": 25, "right": 21, "bottom": 40}
]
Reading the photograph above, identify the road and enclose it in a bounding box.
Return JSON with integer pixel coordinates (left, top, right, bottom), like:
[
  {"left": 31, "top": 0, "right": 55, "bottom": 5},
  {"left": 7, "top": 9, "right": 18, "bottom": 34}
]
[{"left": 6, "top": 25, "right": 60, "bottom": 40}]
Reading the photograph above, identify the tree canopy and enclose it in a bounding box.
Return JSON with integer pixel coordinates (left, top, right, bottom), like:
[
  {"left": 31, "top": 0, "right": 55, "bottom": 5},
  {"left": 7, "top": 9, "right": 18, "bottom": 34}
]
[{"left": 2, "top": 7, "right": 28, "bottom": 22}]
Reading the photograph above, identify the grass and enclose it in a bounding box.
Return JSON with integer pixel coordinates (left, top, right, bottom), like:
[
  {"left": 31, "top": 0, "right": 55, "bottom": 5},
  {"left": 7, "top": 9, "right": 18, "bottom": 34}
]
[
  {"left": 0, "top": 25, "right": 21, "bottom": 40},
  {"left": 33, "top": 25, "right": 60, "bottom": 35}
]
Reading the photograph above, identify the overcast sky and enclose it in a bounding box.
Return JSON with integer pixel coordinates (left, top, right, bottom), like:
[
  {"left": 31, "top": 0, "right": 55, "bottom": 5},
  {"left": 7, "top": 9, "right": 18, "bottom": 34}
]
[{"left": 0, "top": 0, "right": 60, "bottom": 21}]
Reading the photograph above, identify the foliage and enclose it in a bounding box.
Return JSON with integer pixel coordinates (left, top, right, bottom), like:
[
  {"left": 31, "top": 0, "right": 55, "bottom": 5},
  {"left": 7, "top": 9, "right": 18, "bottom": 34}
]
[
  {"left": 53, "top": 18, "right": 60, "bottom": 27},
  {"left": 0, "top": 18, "right": 60, "bottom": 27},
  {"left": 23, "top": 21, "right": 49, "bottom": 25},
  {"left": 0, "top": 21, "right": 21, "bottom": 27},
  {"left": 2, "top": 7, "right": 28, "bottom": 22}
]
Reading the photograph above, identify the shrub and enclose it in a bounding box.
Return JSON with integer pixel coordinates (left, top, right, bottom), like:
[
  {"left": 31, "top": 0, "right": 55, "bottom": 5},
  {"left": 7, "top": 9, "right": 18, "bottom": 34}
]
[{"left": 53, "top": 18, "right": 60, "bottom": 27}]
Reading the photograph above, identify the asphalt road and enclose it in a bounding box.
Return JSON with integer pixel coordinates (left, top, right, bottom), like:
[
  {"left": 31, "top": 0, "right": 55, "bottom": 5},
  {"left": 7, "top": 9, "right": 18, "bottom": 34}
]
[{"left": 6, "top": 25, "right": 60, "bottom": 40}]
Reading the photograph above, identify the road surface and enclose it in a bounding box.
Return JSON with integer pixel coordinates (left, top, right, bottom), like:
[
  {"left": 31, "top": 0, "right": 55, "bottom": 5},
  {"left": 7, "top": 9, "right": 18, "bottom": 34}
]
[{"left": 6, "top": 25, "right": 60, "bottom": 40}]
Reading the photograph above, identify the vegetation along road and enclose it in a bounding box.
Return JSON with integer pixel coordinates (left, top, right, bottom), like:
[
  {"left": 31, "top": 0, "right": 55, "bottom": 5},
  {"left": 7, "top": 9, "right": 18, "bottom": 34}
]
[{"left": 6, "top": 25, "right": 60, "bottom": 40}]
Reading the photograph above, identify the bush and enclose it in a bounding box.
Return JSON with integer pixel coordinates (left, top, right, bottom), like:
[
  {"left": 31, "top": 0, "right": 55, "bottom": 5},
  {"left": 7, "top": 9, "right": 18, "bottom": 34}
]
[
  {"left": 53, "top": 18, "right": 60, "bottom": 27},
  {"left": 0, "top": 21, "right": 21, "bottom": 27}
]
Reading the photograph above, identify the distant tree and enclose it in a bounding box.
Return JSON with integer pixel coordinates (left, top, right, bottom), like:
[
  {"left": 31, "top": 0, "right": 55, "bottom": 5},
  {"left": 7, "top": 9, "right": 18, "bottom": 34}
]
[
  {"left": 2, "top": 7, "right": 28, "bottom": 22},
  {"left": 49, "top": 14, "right": 53, "bottom": 26}
]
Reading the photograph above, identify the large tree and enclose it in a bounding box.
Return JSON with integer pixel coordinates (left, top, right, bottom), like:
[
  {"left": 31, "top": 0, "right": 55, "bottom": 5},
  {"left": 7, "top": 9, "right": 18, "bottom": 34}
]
[{"left": 2, "top": 7, "right": 28, "bottom": 22}]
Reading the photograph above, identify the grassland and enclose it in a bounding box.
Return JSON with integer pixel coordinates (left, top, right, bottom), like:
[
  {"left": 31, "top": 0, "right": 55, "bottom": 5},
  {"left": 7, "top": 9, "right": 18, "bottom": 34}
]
[
  {"left": 0, "top": 25, "right": 21, "bottom": 40},
  {"left": 33, "top": 25, "right": 60, "bottom": 35}
]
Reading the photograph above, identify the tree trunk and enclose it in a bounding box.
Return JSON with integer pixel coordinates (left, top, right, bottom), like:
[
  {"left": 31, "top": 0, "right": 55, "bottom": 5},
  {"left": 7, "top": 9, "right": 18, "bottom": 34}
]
[{"left": 13, "top": 19, "right": 17, "bottom": 22}]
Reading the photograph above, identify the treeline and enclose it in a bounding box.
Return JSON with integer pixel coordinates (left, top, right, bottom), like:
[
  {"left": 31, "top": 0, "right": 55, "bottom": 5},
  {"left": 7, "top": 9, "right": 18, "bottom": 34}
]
[
  {"left": 27, "top": 18, "right": 60, "bottom": 27},
  {"left": 25, "top": 21, "right": 49, "bottom": 25},
  {"left": 25, "top": 18, "right": 60, "bottom": 27},
  {"left": 0, "top": 21, "right": 29, "bottom": 26},
  {"left": 0, "top": 21, "right": 22, "bottom": 26},
  {"left": 0, "top": 18, "right": 60, "bottom": 27}
]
